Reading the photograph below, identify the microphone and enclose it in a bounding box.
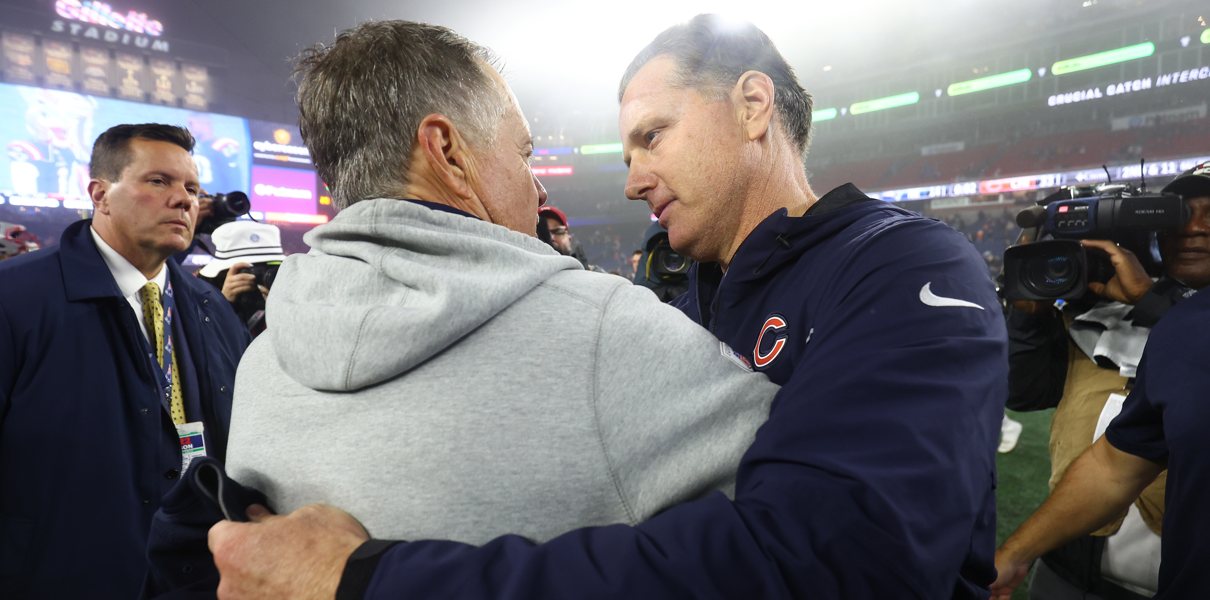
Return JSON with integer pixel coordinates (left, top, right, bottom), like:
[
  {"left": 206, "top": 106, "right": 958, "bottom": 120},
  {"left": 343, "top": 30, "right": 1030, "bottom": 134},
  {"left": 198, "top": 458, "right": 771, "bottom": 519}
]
[{"left": 1016, "top": 206, "right": 1047, "bottom": 229}]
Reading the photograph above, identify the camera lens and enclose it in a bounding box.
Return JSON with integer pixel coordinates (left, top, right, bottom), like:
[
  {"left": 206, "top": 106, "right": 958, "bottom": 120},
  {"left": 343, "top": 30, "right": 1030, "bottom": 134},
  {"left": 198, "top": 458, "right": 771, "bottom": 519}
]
[
  {"left": 1045, "top": 256, "right": 1073, "bottom": 279},
  {"left": 660, "top": 252, "right": 687, "bottom": 274},
  {"left": 225, "top": 191, "right": 252, "bottom": 215},
  {"left": 1024, "top": 254, "right": 1080, "bottom": 296}
]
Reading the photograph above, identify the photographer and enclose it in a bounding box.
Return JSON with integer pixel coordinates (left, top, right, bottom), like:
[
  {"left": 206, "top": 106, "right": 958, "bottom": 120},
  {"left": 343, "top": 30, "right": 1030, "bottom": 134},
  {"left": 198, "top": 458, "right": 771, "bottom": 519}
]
[
  {"left": 198, "top": 220, "right": 286, "bottom": 339},
  {"left": 1002, "top": 162, "right": 1210, "bottom": 599}
]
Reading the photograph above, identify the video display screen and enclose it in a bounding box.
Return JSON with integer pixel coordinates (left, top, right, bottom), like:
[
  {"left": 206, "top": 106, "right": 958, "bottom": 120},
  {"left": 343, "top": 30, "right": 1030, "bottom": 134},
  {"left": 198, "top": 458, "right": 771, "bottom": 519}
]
[
  {"left": 249, "top": 119, "right": 310, "bottom": 167},
  {"left": 250, "top": 164, "right": 317, "bottom": 215},
  {"left": 0, "top": 81, "right": 249, "bottom": 209},
  {"left": 0, "top": 81, "right": 322, "bottom": 227}
]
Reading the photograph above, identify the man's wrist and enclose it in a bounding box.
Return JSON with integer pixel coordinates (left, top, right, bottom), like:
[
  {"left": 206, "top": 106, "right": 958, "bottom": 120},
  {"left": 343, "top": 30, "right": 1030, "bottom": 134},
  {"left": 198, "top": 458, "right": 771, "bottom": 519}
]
[
  {"left": 336, "top": 539, "right": 402, "bottom": 600},
  {"left": 997, "top": 537, "right": 1036, "bottom": 567},
  {"left": 1125, "top": 281, "right": 1154, "bottom": 305}
]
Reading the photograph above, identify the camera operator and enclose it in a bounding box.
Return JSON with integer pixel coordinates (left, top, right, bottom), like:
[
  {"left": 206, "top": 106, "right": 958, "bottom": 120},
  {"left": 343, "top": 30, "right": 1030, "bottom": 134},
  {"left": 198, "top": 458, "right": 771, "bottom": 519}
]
[
  {"left": 633, "top": 222, "right": 692, "bottom": 303},
  {"left": 1000, "top": 162, "right": 1210, "bottom": 599},
  {"left": 198, "top": 220, "right": 286, "bottom": 339}
]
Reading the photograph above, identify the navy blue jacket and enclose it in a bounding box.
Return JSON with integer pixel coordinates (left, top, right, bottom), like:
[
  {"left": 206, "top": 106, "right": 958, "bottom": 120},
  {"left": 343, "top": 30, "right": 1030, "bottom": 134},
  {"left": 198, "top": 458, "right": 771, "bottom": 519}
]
[
  {"left": 342, "top": 184, "right": 1008, "bottom": 598},
  {"left": 0, "top": 220, "right": 249, "bottom": 598},
  {"left": 1104, "top": 286, "right": 1210, "bottom": 598},
  {"left": 143, "top": 457, "right": 270, "bottom": 598}
]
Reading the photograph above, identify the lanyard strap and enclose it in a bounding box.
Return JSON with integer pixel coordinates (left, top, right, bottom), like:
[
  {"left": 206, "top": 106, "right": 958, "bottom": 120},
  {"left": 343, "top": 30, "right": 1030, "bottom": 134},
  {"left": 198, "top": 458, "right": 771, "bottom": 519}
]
[{"left": 150, "top": 279, "right": 177, "bottom": 403}]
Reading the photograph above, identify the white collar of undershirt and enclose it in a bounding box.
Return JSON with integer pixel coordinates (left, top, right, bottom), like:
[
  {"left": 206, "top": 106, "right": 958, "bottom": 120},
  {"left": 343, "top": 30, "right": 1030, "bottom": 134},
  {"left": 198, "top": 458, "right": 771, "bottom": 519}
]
[{"left": 90, "top": 225, "right": 169, "bottom": 296}]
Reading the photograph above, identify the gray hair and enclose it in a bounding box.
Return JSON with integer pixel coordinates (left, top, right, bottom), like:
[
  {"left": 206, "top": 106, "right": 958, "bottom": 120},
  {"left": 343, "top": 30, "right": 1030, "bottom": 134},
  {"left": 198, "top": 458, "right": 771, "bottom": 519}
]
[
  {"left": 619, "top": 14, "right": 813, "bottom": 162},
  {"left": 294, "top": 20, "right": 506, "bottom": 210}
]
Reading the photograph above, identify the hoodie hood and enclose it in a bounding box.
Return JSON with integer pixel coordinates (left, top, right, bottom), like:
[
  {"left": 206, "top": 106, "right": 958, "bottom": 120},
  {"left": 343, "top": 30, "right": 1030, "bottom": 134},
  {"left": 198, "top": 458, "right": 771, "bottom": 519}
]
[{"left": 266, "top": 198, "right": 583, "bottom": 392}]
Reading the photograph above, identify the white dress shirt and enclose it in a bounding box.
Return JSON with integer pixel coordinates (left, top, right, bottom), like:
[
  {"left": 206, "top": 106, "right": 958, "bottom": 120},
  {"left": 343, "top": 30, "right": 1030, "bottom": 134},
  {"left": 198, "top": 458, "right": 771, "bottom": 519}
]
[{"left": 89, "top": 226, "right": 168, "bottom": 345}]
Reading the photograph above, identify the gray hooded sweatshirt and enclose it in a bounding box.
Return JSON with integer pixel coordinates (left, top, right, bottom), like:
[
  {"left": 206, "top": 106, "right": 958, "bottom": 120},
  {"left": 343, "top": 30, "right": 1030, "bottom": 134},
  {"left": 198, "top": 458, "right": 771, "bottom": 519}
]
[{"left": 225, "top": 199, "right": 777, "bottom": 543}]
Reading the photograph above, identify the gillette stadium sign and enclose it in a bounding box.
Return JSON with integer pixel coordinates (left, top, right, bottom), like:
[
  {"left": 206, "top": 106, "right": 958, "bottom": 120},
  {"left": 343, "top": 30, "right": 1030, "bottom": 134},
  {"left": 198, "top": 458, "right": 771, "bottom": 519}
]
[{"left": 51, "top": 0, "right": 170, "bottom": 53}]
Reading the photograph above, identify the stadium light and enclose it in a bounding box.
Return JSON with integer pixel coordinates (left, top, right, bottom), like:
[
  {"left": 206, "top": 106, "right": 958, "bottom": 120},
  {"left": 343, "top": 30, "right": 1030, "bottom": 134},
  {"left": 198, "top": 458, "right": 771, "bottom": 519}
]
[
  {"left": 947, "top": 69, "right": 1032, "bottom": 97},
  {"left": 814, "top": 108, "right": 838, "bottom": 122},
  {"left": 850, "top": 92, "right": 920, "bottom": 116},
  {"left": 470, "top": 0, "right": 812, "bottom": 105},
  {"left": 579, "top": 142, "right": 623, "bottom": 155},
  {"left": 1051, "top": 42, "right": 1155, "bottom": 76}
]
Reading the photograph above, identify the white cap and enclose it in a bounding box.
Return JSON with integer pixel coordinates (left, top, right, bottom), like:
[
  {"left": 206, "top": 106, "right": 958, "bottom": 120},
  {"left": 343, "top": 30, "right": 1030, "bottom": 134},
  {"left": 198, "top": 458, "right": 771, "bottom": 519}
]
[{"left": 198, "top": 221, "right": 287, "bottom": 278}]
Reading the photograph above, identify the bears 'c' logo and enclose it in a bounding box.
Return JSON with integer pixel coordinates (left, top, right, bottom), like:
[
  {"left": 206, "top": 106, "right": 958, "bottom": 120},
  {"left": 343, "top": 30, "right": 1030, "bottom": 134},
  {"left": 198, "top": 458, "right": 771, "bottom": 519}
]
[{"left": 753, "top": 314, "right": 788, "bottom": 369}]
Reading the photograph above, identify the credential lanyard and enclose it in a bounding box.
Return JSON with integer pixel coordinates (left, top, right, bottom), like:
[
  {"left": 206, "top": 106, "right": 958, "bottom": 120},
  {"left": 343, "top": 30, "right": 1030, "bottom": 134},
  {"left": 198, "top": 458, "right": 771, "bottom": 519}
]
[{"left": 150, "top": 279, "right": 178, "bottom": 408}]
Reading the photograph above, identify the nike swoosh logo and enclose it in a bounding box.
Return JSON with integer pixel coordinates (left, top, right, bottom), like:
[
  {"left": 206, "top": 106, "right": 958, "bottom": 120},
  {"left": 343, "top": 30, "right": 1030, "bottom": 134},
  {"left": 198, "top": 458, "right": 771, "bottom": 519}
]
[{"left": 919, "top": 282, "right": 984, "bottom": 310}]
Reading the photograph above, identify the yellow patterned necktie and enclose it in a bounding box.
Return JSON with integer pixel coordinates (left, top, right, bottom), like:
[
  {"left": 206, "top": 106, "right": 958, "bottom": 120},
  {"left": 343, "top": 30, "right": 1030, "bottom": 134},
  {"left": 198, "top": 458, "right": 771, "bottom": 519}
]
[{"left": 141, "top": 281, "right": 185, "bottom": 425}]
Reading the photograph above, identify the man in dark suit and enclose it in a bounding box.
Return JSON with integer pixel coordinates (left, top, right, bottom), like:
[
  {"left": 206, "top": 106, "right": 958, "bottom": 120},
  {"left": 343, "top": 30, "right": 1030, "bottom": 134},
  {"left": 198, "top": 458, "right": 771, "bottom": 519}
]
[{"left": 0, "top": 123, "right": 250, "bottom": 597}]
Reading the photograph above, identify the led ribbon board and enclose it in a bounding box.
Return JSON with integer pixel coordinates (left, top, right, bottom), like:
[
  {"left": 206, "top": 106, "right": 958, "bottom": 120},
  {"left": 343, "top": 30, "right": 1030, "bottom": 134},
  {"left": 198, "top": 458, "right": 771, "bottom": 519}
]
[
  {"left": 579, "top": 142, "right": 623, "bottom": 155},
  {"left": 850, "top": 92, "right": 920, "bottom": 115},
  {"left": 948, "top": 69, "right": 1032, "bottom": 96},
  {"left": 1052, "top": 42, "right": 1155, "bottom": 76}
]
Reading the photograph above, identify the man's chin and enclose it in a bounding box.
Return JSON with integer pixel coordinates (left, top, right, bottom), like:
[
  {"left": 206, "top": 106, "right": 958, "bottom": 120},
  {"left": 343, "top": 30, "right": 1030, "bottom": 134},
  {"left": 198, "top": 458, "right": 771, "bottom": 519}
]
[
  {"left": 666, "top": 231, "right": 698, "bottom": 260},
  {"left": 1169, "top": 267, "right": 1210, "bottom": 290},
  {"left": 163, "top": 236, "right": 194, "bottom": 255}
]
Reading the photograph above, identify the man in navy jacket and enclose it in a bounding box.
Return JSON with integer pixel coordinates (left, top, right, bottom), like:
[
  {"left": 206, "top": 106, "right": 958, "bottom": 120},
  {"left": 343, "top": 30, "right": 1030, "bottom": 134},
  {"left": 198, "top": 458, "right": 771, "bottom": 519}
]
[
  {"left": 0, "top": 123, "right": 249, "bottom": 597},
  {"left": 993, "top": 282, "right": 1210, "bottom": 599},
  {"left": 209, "top": 16, "right": 1006, "bottom": 599}
]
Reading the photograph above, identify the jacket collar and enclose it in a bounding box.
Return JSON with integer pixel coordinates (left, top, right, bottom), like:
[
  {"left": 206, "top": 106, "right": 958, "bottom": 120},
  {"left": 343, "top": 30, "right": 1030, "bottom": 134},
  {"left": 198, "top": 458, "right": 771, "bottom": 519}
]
[
  {"left": 685, "top": 183, "right": 879, "bottom": 326},
  {"left": 60, "top": 219, "right": 125, "bottom": 302},
  {"left": 61, "top": 219, "right": 188, "bottom": 302}
]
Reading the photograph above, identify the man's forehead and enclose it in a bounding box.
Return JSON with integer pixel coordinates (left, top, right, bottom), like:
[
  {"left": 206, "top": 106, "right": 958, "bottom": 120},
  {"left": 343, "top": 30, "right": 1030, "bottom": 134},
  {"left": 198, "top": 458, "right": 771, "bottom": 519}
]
[
  {"left": 620, "top": 56, "right": 680, "bottom": 109},
  {"left": 619, "top": 58, "right": 704, "bottom": 141},
  {"left": 127, "top": 139, "right": 199, "bottom": 177},
  {"left": 129, "top": 138, "right": 189, "bottom": 158}
]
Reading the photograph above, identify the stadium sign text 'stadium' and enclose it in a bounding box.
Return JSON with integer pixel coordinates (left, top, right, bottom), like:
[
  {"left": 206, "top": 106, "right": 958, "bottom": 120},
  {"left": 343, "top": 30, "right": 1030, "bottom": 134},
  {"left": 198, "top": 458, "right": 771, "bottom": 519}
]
[
  {"left": 1048, "top": 65, "right": 1210, "bottom": 107},
  {"left": 50, "top": 0, "right": 169, "bottom": 53}
]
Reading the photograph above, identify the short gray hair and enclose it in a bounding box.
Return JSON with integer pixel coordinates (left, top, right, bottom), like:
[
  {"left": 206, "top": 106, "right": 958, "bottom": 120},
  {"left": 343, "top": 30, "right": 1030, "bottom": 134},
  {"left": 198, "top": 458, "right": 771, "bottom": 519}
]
[
  {"left": 295, "top": 20, "right": 506, "bottom": 210},
  {"left": 619, "top": 14, "right": 813, "bottom": 162}
]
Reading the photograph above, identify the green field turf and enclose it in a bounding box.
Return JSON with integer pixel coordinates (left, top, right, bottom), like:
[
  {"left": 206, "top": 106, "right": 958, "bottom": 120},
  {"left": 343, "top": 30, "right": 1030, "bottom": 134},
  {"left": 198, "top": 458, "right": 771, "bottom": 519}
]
[{"left": 995, "top": 409, "right": 1056, "bottom": 599}]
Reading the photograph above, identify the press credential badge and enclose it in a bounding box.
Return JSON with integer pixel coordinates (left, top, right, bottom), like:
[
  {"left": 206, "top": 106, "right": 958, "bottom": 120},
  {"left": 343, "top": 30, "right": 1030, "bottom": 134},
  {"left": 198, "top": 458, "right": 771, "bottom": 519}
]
[{"left": 176, "top": 421, "right": 206, "bottom": 470}]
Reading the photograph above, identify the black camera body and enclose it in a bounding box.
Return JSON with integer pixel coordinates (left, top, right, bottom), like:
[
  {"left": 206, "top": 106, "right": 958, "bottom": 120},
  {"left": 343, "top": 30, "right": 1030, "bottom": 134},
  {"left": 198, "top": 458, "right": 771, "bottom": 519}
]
[
  {"left": 635, "top": 222, "right": 692, "bottom": 302},
  {"left": 1034, "top": 184, "right": 1185, "bottom": 239},
  {"left": 1002, "top": 184, "right": 1187, "bottom": 301},
  {"left": 227, "top": 260, "right": 279, "bottom": 337},
  {"left": 196, "top": 191, "right": 252, "bottom": 235},
  {"left": 247, "top": 261, "right": 280, "bottom": 290}
]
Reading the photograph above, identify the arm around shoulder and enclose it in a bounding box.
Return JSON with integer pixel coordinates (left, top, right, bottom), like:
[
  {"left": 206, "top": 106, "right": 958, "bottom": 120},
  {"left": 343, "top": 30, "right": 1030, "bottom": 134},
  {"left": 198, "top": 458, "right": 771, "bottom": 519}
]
[{"left": 591, "top": 282, "right": 777, "bottom": 520}]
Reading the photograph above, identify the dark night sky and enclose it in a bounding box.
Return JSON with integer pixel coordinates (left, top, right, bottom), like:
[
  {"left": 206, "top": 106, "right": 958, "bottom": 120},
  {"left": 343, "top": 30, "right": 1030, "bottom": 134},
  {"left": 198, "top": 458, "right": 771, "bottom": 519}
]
[{"left": 4, "top": 0, "right": 1180, "bottom": 125}]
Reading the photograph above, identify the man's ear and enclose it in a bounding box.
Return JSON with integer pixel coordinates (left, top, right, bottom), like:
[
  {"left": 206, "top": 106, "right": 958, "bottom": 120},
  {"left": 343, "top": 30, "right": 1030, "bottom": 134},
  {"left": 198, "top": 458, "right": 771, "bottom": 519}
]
[
  {"left": 87, "top": 179, "right": 109, "bottom": 214},
  {"left": 415, "top": 114, "right": 476, "bottom": 200},
  {"left": 732, "top": 70, "right": 776, "bottom": 142}
]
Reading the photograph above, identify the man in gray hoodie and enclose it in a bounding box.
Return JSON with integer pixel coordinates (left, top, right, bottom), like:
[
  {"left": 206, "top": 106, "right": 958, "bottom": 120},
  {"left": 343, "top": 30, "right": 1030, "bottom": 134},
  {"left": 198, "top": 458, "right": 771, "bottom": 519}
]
[{"left": 210, "top": 20, "right": 777, "bottom": 596}]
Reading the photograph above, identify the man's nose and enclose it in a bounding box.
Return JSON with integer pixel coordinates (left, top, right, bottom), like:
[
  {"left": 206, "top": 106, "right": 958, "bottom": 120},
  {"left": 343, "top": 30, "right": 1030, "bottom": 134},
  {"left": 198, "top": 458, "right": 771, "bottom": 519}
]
[
  {"left": 170, "top": 186, "right": 198, "bottom": 210},
  {"left": 534, "top": 173, "right": 548, "bottom": 207},
  {"left": 624, "top": 159, "right": 654, "bottom": 202}
]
